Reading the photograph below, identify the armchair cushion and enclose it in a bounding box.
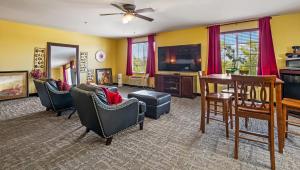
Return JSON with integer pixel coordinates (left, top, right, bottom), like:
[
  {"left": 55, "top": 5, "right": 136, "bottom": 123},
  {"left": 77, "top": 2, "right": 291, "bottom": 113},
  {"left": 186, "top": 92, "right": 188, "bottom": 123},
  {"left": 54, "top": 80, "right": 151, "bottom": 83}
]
[
  {"left": 47, "top": 79, "right": 59, "bottom": 90},
  {"left": 95, "top": 89, "right": 108, "bottom": 105},
  {"left": 77, "top": 84, "right": 108, "bottom": 104}
]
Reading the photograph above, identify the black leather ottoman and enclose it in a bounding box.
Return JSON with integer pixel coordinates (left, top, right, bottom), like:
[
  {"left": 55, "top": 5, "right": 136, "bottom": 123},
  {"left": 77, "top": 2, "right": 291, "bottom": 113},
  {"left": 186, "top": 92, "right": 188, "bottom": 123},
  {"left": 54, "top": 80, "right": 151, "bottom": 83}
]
[{"left": 128, "top": 90, "right": 171, "bottom": 119}]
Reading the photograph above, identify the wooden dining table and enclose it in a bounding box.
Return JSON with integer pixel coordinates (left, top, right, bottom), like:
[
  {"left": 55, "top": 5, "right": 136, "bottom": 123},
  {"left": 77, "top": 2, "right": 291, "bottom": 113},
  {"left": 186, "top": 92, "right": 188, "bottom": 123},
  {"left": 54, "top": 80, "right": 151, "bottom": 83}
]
[{"left": 199, "top": 74, "right": 285, "bottom": 153}]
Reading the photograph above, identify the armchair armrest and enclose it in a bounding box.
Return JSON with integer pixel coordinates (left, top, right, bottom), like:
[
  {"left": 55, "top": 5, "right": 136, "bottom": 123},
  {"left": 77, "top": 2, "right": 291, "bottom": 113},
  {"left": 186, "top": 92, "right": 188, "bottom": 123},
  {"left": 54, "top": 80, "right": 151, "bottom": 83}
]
[{"left": 92, "top": 95, "right": 142, "bottom": 137}]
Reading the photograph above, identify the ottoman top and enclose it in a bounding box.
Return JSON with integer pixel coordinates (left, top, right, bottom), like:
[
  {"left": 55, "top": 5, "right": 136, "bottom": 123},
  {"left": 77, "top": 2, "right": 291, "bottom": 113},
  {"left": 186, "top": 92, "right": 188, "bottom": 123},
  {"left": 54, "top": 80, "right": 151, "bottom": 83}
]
[{"left": 128, "top": 90, "right": 171, "bottom": 106}]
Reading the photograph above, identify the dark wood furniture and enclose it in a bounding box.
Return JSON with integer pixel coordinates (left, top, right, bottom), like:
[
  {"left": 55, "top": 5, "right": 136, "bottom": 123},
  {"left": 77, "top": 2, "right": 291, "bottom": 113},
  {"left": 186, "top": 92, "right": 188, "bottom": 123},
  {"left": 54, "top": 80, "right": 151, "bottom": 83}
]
[
  {"left": 198, "top": 71, "right": 233, "bottom": 138},
  {"left": 199, "top": 74, "right": 285, "bottom": 154},
  {"left": 282, "top": 98, "right": 300, "bottom": 140},
  {"left": 155, "top": 74, "right": 196, "bottom": 98},
  {"left": 280, "top": 69, "right": 300, "bottom": 100},
  {"left": 232, "top": 75, "right": 276, "bottom": 170}
]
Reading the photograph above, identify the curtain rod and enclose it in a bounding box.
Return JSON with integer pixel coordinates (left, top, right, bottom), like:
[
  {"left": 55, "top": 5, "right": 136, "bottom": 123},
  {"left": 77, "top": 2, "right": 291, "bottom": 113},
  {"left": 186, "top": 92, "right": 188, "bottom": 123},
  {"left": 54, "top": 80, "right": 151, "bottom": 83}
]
[
  {"left": 206, "top": 16, "right": 272, "bottom": 28},
  {"left": 130, "top": 33, "right": 157, "bottom": 39}
]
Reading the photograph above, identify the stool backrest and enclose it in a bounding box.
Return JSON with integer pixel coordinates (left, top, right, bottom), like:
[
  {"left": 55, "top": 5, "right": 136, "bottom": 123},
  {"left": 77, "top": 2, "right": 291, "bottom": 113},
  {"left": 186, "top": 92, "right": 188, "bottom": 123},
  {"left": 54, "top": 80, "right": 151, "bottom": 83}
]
[
  {"left": 198, "top": 71, "right": 209, "bottom": 94},
  {"left": 232, "top": 75, "right": 276, "bottom": 114}
]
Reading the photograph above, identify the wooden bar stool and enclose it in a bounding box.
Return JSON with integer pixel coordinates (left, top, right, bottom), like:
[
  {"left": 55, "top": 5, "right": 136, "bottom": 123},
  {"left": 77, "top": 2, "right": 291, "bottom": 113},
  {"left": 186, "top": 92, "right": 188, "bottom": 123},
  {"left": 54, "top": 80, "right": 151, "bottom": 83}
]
[
  {"left": 198, "top": 71, "right": 233, "bottom": 138},
  {"left": 232, "top": 75, "right": 276, "bottom": 170},
  {"left": 222, "top": 83, "right": 250, "bottom": 128},
  {"left": 282, "top": 98, "right": 300, "bottom": 141}
]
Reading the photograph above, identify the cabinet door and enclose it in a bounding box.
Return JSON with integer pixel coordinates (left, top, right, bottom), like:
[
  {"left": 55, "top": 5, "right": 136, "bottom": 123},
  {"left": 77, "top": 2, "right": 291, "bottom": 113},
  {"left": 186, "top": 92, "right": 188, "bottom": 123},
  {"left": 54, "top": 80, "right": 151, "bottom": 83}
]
[
  {"left": 155, "top": 75, "right": 164, "bottom": 92},
  {"left": 181, "top": 76, "right": 194, "bottom": 98}
]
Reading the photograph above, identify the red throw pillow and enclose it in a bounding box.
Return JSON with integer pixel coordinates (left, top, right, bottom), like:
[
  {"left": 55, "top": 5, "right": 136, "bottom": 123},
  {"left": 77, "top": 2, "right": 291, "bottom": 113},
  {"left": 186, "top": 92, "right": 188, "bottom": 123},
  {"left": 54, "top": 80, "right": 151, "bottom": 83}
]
[
  {"left": 55, "top": 80, "right": 70, "bottom": 91},
  {"left": 101, "top": 87, "right": 122, "bottom": 105},
  {"left": 62, "top": 82, "right": 71, "bottom": 91}
]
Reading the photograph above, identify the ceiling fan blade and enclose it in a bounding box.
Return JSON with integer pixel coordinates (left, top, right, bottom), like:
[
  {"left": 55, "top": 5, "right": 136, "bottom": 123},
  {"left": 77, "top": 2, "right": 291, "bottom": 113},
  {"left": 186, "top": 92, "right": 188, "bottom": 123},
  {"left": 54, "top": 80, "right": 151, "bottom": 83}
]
[
  {"left": 135, "top": 8, "right": 154, "bottom": 13},
  {"left": 135, "top": 14, "right": 154, "bottom": 22},
  {"left": 100, "top": 13, "right": 124, "bottom": 16},
  {"left": 111, "top": 3, "right": 127, "bottom": 12}
]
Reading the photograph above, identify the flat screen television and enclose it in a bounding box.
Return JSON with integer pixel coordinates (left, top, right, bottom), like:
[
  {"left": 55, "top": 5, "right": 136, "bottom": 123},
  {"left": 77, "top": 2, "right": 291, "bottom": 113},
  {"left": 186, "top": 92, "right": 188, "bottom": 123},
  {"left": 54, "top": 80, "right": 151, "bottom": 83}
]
[{"left": 158, "top": 44, "right": 201, "bottom": 72}]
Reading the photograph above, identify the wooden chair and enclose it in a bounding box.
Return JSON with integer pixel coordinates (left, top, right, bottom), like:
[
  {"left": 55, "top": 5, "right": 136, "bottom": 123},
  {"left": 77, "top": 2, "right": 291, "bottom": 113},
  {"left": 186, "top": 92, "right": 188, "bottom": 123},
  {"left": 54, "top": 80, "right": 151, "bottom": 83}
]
[
  {"left": 198, "top": 71, "right": 233, "bottom": 138},
  {"left": 282, "top": 98, "right": 300, "bottom": 141},
  {"left": 232, "top": 75, "right": 276, "bottom": 170}
]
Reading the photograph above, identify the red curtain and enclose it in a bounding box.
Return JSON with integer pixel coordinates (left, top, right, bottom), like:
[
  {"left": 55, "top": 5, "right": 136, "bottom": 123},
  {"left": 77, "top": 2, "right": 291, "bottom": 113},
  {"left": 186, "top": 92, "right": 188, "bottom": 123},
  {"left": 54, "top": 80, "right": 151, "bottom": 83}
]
[
  {"left": 257, "top": 17, "right": 279, "bottom": 77},
  {"left": 126, "top": 38, "right": 133, "bottom": 76},
  {"left": 207, "top": 25, "right": 222, "bottom": 74},
  {"left": 62, "top": 65, "right": 67, "bottom": 82},
  {"left": 146, "top": 34, "right": 155, "bottom": 77}
]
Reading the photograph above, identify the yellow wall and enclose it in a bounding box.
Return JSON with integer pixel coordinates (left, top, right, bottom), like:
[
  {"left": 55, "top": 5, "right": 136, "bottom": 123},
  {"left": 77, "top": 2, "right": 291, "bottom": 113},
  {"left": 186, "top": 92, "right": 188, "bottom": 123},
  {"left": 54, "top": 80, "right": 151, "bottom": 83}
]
[
  {"left": 271, "top": 13, "right": 300, "bottom": 69},
  {"left": 116, "top": 12, "right": 300, "bottom": 93},
  {"left": 220, "top": 21, "right": 258, "bottom": 32},
  {"left": 1, "top": 12, "right": 300, "bottom": 94},
  {"left": 51, "top": 68, "right": 62, "bottom": 80},
  {"left": 0, "top": 20, "right": 118, "bottom": 93}
]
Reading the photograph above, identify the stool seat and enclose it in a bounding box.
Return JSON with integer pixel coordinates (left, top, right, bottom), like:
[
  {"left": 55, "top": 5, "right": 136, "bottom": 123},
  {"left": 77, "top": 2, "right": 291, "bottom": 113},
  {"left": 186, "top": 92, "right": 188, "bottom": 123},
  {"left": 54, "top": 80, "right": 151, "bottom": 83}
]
[
  {"left": 221, "top": 88, "right": 249, "bottom": 97},
  {"left": 221, "top": 88, "right": 235, "bottom": 94},
  {"left": 282, "top": 98, "right": 300, "bottom": 109},
  {"left": 206, "top": 93, "right": 232, "bottom": 100}
]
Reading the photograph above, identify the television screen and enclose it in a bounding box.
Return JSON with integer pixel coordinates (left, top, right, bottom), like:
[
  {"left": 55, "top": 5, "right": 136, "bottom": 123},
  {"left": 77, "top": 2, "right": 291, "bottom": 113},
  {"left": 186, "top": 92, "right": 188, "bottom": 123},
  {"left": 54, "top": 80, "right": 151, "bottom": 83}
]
[{"left": 158, "top": 44, "right": 201, "bottom": 72}]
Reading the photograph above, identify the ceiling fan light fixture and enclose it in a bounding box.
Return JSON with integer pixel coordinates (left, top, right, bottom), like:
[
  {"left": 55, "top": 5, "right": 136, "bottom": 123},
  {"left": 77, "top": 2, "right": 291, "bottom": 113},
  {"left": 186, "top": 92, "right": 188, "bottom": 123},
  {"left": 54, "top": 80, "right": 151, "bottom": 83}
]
[{"left": 122, "top": 13, "right": 134, "bottom": 24}]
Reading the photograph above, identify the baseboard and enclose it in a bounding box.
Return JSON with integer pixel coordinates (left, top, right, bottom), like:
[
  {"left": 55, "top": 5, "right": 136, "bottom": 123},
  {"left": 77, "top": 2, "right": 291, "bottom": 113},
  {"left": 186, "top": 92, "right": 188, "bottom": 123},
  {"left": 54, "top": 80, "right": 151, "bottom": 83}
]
[
  {"left": 194, "top": 93, "right": 201, "bottom": 96},
  {"left": 29, "top": 93, "right": 38, "bottom": 97},
  {"left": 122, "top": 84, "right": 154, "bottom": 89}
]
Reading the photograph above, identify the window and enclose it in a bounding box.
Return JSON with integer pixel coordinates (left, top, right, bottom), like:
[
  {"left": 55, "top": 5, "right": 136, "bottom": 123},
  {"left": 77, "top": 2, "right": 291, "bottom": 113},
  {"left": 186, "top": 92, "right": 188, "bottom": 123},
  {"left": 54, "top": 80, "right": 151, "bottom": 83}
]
[
  {"left": 65, "top": 67, "right": 72, "bottom": 85},
  {"left": 220, "top": 29, "right": 259, "bottom": 75},
  {"left": 132, "top": 42, "right": 148, "bottom": 73}
]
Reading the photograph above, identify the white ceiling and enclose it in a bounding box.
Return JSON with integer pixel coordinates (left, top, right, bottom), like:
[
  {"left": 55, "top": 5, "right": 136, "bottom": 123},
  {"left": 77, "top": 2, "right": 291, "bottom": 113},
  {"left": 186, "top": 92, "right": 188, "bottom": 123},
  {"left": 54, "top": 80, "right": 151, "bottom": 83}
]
[
  {"left": 50, "top": 46, "right": 76, "bottom": 68},
  {"left": 0, "top": 0, "right": 300, "bottom": 38}
]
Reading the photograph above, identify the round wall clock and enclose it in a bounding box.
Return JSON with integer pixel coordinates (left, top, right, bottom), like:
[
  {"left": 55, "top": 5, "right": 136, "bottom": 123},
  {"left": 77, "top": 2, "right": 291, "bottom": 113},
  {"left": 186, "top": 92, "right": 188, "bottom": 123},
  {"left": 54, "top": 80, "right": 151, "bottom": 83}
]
[{"left": 95, "top": 50, "right": 106, "bottom": 62}]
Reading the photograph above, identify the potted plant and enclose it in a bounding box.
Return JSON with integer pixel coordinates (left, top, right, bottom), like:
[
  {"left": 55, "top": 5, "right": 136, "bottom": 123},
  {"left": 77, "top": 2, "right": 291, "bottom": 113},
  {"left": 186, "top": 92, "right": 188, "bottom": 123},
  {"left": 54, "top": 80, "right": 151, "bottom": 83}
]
[
  {"left": 30, "top": 69, "right": 45, "bottom": 79},
  {"left": 239, "top": 66, "right": 250, "bottom": 75},
  {"left": 224, "top": 46, "right": 246, "bottom": 74}
]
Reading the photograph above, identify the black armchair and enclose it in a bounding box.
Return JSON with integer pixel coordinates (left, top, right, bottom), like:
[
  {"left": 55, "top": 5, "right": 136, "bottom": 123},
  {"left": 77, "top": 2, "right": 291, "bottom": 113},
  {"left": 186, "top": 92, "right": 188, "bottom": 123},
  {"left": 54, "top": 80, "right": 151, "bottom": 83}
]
[
  {"left": 70, "top": 85, "right": 145, "bottom": 145},
  {"left": 33, "top": 79, "right": 75, "bottom": 118}
]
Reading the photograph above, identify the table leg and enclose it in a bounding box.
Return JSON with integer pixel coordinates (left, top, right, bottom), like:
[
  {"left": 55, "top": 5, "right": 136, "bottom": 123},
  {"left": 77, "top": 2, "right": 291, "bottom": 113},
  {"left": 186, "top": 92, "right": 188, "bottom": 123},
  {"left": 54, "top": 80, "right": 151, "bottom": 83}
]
[
  {"left": 200, "top": 79, "right": 206, "bottom": 133},
  {"left": 276, "top": 84, "right": 284, "bottom": 153},
  {"left": 214, "top": 83, "right": 218, "bottom": 115}
]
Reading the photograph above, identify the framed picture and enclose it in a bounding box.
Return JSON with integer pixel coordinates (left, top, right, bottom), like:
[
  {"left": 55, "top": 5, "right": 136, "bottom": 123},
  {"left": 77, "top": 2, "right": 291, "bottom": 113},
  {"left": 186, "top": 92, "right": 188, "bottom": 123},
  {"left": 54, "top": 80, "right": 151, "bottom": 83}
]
[
  {"left": 80, "top": 52, "right": 88, "bottom": 72},
  {"left": 0, "top": 71, "right": 28, "bottom": 101},
  {"left": 33, "top": 47, "right": 46, "bottom": 71},
  {"left": 95, "top": 68, "right": 113, "bottom": 85}
]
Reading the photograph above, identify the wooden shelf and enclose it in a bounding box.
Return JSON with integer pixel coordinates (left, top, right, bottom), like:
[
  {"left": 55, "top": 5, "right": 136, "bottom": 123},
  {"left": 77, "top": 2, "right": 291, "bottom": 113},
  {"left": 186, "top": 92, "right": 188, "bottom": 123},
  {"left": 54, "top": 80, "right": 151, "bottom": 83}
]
[
  {"left": 155, "top": 74, "right": 196, "bottom": 98},
  {"left": 286, "top": 58, "right": 300, "bottom": 61}
]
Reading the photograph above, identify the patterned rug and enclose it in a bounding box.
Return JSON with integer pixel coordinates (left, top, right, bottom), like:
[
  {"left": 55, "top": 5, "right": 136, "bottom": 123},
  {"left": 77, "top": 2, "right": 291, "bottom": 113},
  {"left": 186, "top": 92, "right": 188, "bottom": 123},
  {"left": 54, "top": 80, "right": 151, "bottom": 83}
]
[{"left": 0, "top": 86, "right": 299, "bottom": 170}]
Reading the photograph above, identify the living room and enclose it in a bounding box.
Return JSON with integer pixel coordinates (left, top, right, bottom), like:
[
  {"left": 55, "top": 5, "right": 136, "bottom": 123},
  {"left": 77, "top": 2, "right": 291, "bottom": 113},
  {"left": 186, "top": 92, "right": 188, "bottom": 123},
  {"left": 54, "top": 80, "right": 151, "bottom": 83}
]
[{"left": 1, "top": 0, "right": 300, "bottom": 169}]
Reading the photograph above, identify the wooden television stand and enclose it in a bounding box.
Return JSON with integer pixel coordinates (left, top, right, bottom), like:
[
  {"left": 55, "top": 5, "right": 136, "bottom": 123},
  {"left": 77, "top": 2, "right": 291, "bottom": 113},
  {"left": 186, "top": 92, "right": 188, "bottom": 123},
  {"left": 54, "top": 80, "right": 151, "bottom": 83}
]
[{"left": 155, "top": 74, "right": 196, "bottom": 98}]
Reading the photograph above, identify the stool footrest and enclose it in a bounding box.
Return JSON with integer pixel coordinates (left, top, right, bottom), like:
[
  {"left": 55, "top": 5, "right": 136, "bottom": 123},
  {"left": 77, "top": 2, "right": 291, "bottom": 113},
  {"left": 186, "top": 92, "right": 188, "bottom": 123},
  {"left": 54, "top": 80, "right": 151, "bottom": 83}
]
[
  {"left": 287, "top": 120, "right": 300, "bottom": 127},
  {"left": 286, "top": 131, "right": 300, "bottom": 136},
  {"left": 239, "top": 136, "right": 268, "bottom": 145},
  {"left": 240, "top": 130, "right": 269, "bottom": 138}
]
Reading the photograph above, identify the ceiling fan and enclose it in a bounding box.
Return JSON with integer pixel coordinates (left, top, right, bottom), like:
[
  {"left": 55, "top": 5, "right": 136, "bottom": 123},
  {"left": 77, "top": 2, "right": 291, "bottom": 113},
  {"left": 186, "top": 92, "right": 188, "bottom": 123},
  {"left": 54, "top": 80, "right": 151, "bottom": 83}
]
[{"left": 100, "top": 3, "right": 154, "bottom": 23}]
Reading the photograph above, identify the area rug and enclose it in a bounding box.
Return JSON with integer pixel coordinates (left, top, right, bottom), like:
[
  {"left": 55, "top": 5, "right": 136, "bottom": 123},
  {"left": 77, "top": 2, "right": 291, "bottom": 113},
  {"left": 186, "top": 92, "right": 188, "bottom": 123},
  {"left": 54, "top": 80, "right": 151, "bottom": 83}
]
[{"left": 0, "top": 86, "right": 299, "bottom": 169}]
